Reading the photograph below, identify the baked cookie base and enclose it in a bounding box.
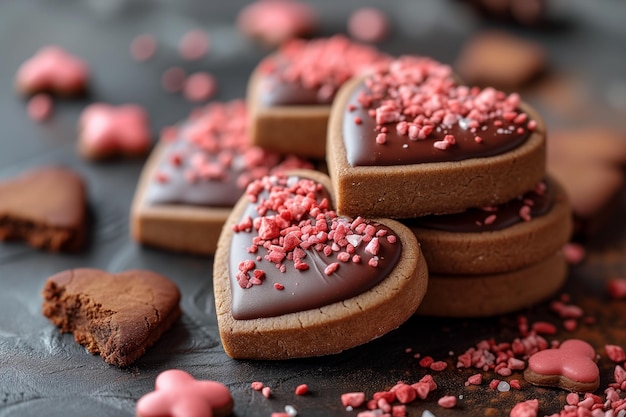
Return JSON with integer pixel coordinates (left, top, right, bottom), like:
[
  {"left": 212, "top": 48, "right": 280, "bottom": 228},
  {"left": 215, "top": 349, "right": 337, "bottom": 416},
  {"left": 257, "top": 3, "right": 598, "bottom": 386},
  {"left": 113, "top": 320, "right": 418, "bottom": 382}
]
[
  {"left": 213, "top": 170, "right": 429, "bottom": 360},
  {"left": 130, "top": 141, "right": 231, "bottom": 255},
  {"left": 247, "top": 64, "right": 329, "bottom": 159},
  {"left": 408, "top": 179, "right": 572, "bottom": 275},
  {"left": 327, "top": 76, "right": 547, "bottom": 218},
  {"left": 417, "top": 251, "right": 567, "bottom": 317}
]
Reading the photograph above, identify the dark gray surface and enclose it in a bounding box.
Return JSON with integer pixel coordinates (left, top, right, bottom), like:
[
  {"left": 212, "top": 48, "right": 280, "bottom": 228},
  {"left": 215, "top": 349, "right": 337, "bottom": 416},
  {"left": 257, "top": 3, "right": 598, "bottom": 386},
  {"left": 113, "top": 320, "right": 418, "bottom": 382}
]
[{"left": 2, "top": 1, "right": 626, "bottom": 416}]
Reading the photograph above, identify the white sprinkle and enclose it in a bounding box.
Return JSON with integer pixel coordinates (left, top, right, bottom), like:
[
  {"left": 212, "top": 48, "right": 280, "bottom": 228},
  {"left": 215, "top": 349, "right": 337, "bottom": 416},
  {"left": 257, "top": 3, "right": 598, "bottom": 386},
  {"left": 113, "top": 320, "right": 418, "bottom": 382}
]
[
  {"left": 285, "top": 404, "right": 298, "bottom": 416},
  {"left": 346, "top": 406, "right": 353, "bottom": 411},
  {"left": 346, "top": 234, "right": 363, "bottom": 248},
  {"left": 403, "top": 144, "right": 408, "bottom": 148},
  {"left": 458, "top": 117, "right": 473, "bottom": 130},
  {"left": 497, "top": 381, "right": 511, "bottom": 392},
  {"left": 458, "top": 394, "right": 464, "bottom": 399},
  {"left": 422, "top": 410, "right": 437, "bottom": 417}
]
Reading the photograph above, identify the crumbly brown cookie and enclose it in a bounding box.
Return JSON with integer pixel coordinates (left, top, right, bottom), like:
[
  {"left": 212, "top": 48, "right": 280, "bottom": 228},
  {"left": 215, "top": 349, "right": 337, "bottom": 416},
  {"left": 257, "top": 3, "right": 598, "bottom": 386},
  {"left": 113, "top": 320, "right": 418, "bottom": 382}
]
[
  {"left": 455, "top": 30, "right": 547, "bottom": 91},
  {"left": 213, "top": 169, "right": 428, "bottom": 359},
  {"left": 42, "top": 268, "right": 181, "bottom": 367},
  {"left": 247, "top": 36, "right": 389, "bottom": 159},
  {"left": 407, "top": 178, "right": 572, "bottom": 274},
  {"left": 0, "top": 166, "right": 86, "bottom": 252},
  {"left": 417, "top": 251, "right": 567, "bottom": 317},
  {"left": 130, "top": 100, "right": 312, "bottom": 255},
  {"left": 524, "top": 339, "right": 600, "bottom": 392},
  {"left": 327, "top": 57, "right": 546, "bottom": 218}
]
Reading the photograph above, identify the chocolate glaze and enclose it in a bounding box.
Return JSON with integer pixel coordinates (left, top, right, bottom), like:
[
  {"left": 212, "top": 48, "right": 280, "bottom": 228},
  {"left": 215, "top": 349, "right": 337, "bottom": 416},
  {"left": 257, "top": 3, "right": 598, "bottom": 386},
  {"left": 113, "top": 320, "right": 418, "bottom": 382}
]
[
  {"left": 407, "top": 180, "right": 555, "bottom": 233},
  {"left": 228, "top": 179, "right": 402, "bottom": 320},
  {"left": 145, "top": 140, "right": 245, "bottom": 207},
  {"left": 258, "top": 72, "right": 331, "bottom": 106},
  {"left": 343, "top": 83, "right": 532, "bottom": 166}
]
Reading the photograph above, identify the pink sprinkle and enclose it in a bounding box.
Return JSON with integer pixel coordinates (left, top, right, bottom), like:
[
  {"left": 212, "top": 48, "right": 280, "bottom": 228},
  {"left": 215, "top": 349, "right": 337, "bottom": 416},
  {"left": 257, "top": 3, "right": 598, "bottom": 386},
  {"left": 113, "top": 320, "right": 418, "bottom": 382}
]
[
  {"left": 527, "top": 120, "right": 537, "bottom": 130},
  {"left": 566, "top": 392, "right": 580, "bottom": 405},
  {"left": 27, "top": 93, "right": 53, "bottom": 122},
  {"left": 606, "top": 345, "right": 626, "bottom": 362},
  {"left": 484, "top": 214, "right": 497, "bottom": 225},
  {"left": 262, "top": 386, "right": 271, "bottom": 398},
  {"left": 564, "top": 319, "right": 578, "bottom": 332},
  {"left": 161, "top": 67, "right": 187, "bottom": 93},
  {"left": 433, "top": 140, "right": 450, "bottom": 150},
  {"left": 394, "top": 384, "right": 417, "bottom": 404},
  {"left": 437, "top": 395, "right": 457, "bottom": 409},
  {"left": 562, "top": 242, "right": 586, "bottom": 265},
  {"left": 510, "top": 399, "right": 539, "bottom": 417},
  {"left": 251, "top": 381, "right": 264, "bottom": 391},
  {"left": 341, "top": 392, "right": 366, "bottom": 408},
  {"left": 324, "top": 262, "right": 339, "bottom": 275},
  {"left": 509, "top": 380, "right": 521, "bottom": 390},
  {"left": 474, "top": 136, "right": 483, "bottom": 143},
  {"left": 183, "top": 72, "right": 217, "bottom": 102},
  {"left": 465, "top": 374, "right": 482, "bottom": 386},
  {"left": 274, "top": 283, "right": 285, "bottom": 290},
  {"left": 607, "top": 278, "right": 626, "bottom": 299},
  {"left": 295, "top": 384, "right": 308, "bottom": 395},
  {"left": 531, "top": 321, "right": 557, "bottom": 335},
  {"left": 354, "top": 116, "right": 362, "bottom": 125},
  {"left": 179, "top": 29, "right": 210, "bottom": 61},
  {"left": 130, "top": 34, "right": 157, "bottom": 62},
  {"left": 419, "top": 356, "right": 434, "bottom": 368},
  {"left": 376, "top": 132, "right": 387, "bottom": 144},
  {"left": 347, "top": 7, "right": 389, "bottom": 43},
  {"left": 489, "top": 379, "right": 500, "bottom": 390},
  {"left": 519, "top": 205, "right": 532, "bottom": 221},
  {"left": 430, "top": 361, "right": 448, "bottom": 372}
]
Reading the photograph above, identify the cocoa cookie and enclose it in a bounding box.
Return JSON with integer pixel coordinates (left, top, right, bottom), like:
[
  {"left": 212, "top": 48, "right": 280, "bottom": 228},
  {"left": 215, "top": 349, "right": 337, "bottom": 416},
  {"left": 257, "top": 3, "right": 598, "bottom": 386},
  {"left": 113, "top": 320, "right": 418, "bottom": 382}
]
[
  {"left": 42, "top": 268, "right": 181, "bottom": 367},
  {"left": 327, "top": 56, "right": 546, "bottom": 218},
  {"left": 417, "top": 251, "right": 567, "bottom": 317},
  {"left": 406, "top": 178, "right": 572, "bottom": 275},
  {"left": 130, "top": 100, "right": 312, "bottom": 255},
  {"left": 247, "top": 35, "right": 390, "bottom": 158},
  {"left": 0, "top": 166, "right": 86, "bottom": 252},
  {"left": 213, "top": 170, "right": 428, "bottom": 359},
  {"left": 524, "top": 339, "right": 600, "bottom": 392},
  {"left": 455, "top": 30, "right": 547, "bottom": 91}
]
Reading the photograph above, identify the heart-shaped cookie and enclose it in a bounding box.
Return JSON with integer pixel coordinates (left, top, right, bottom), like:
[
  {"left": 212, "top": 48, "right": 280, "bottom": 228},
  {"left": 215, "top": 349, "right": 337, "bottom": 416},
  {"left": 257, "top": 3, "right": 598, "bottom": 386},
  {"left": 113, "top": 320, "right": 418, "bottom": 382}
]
[
  {"left": 524, "top": 339, "right": 599, "bottom": 392},
  {"left": 42, "top": 268, "right": 181, "bottom": 367},
  {"left": 137, "top": 370, "right": 233, "bottom": 417},
  {"left": 78, "top": 103, "right": 152, "bottom": 160},
  {"left": 213, "top": 170, "right": 428, "bottom": 359},
  {"left": 327, "top": 55, "right": 546, "bottom": 218},
  {"left": 0, "top": 167, "right": 86, "bottom": 252}
]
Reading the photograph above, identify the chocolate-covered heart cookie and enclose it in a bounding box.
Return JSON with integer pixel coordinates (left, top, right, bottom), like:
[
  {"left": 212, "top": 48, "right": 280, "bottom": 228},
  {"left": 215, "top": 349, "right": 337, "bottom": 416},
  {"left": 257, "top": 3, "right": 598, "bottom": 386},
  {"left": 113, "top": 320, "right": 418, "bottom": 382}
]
[
  {"left": 42, "top": 268, "right": 181, "bottom": 367},
  {"left": 0, "top": 166, "right": 86, "bottom": 252},
  {"left": 213, "top": 170, "right": 428, "bottom": 360}
]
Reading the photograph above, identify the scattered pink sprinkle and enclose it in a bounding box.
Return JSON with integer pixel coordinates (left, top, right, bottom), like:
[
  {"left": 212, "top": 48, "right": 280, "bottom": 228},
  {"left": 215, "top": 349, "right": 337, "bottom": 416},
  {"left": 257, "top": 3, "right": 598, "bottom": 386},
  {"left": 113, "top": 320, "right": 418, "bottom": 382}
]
[
  {"left": 509, "top": 380, "right": 521, "bottom": 390},
  {"left": 274, "top": 283, "right": 285, "bottom": 291},
  {"left": 465, "top": 374, "right": 482, "bottom": 386},
  {"left": 347, "top": 7, "right": 389, "bottom": 43},
  {"left": 26, "top": 93, "right": 53, "bottom": 122},
  {"left": 607, "top": 278, "right": 626, "bottom": 299},
  {"left": 130, "top": 34, "right": 157, "bottom": 62},
  {"left": 251, "top": 381, "right": 264, "bottom": 391},
  {"left": 341, "top": 392, "right": 366, "bottom": 408},
  {"left": 295, "top": 384, "right": 308, "bottom": 395},
  {"left": 262, "top": 386, "right": 271, "bottom": 398},
  {"left": 430, "top": 361, "right": 448, "bottom": 372},
  {"left": 161, "top": 67, "right": 187, "bottom": 93},
  {"left": 179, "top": 29, "right": 210, "bottom": 61},
  {"left": 531, "top": 321, "right": 557, "bottom": 335},
  {"left": 437, "top": 395, "right": 457, "bottom": 409},
  {"left": 605, "top": 345, "right": 626, "bottom": 362},
  {"left": 562, "top": 242, "right": 586, "bottom": 265},
  {"left": 183, "top": 72, "right": 217, "bottom": 102},
  {"left": 510, "top": 399, "right": 539, "bottom": 417}
]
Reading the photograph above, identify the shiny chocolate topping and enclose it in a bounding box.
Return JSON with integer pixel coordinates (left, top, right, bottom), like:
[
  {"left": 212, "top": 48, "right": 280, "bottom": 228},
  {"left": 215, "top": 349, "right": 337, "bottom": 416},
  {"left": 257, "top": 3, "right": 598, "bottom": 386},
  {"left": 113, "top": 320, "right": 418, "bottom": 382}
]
[
  {"left": 342, "top": 56, "right": 535, "bottom": 167},
  {"left": 145, "top": 100, "right": 312, "bottom": 207},
  {"left": 408, "top": 180, "right": 555, "bottom": 233},
  {"left": 228, "top": 175, "right": 402, "bottom": 320}
]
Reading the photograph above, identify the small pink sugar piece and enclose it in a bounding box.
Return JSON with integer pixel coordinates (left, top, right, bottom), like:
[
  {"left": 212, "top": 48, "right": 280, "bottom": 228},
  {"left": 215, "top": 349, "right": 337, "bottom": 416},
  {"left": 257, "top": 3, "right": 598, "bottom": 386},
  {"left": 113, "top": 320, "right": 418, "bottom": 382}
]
[
  {"left": 130, "top": 34, "right": 157, "bottom": 62},
  {"left": 562, "top": 242, "right": 586, "bottom": 265},
  {"left": 437, "top": 395, "right": 457, "bottom": 409},
  {"left": 394, "top": 384, "right": 417, "bottom": 404},
  {"left": 341, "top": 392, "right": 365, "bottom": 408},
  {"left": 27, "top": 93, "right": 53, "bottom": 122},
  {"left": 271, "top": 413, "right": 290, "bottom": 417},
  {"left": 251, "top": 381, "right": 264, "bottom": 391},
  {"left": 274, "top": 283, "right": 285, "bottom": 290},
  {"left": 183, "top": 72, "right": 217, "bottom": 102},
  {"left": 510, "top": 399, "right": 539, "bottom": 417},
  {"left": 466, "top": 373, "right": 482, "bottom": 386},
  {"left": 161, "top": 67, "right": 187, "bottom": 93},
  {"left": 179, "top": 29, "right": 210, "bottom": 61},
  {"left": 566, "top": 392, "right": 580, "bottom": 405},
  {"left": 430, "top": 361, "right": 447, "bottom": 372},
  {"left": 347, "top": 7, "right": 389, "bottom": 43},
  {"left": 606, "top": 345, "right": 626, "bottom": 363},
  {"left": 262, "top": 386, "right": 271, "bottom": 398},
  {"left": 531, "top": 321, "right": 557, "bottom": 335},
  {"left": 607, "top": 278, "right": 626, "bottom": 299},
  {"left": 295, "top": 384, "right": 308, "bottom": 395},
  {"left": 391, "top": 405, "right": 407, "bottom": 417},
  {"left": 509, "top": 380, "right": 521, "bottom": 390},
  {"left": 324, "top": 262, "right": 339, "bottom": 275}
]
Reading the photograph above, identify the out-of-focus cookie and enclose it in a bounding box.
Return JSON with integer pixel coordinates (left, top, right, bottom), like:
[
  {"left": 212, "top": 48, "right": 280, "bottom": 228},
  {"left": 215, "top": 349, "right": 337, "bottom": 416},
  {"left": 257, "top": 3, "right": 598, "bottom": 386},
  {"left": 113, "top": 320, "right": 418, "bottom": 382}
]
[
  {"left": 0, "top": 167, "right": 86, "bottom": 252},
  {"left": 213, "top": 170, "right": 428, "bottom": 359},
  {"left": 417, "top": 251, "right": 567, "bottom": 317},
  {"left": 524, "top": 339, "right": 600, "bottom": 392},
  {"left": 455, "top": 30, "right": 547, "bottom": 91},
  {"left": 136, "top": 370, "right": 233, "bottom": 417},
  {"left": 42, "top": 268, "right": 181, "bottom": 367},
  {"left": 327, "top": 56, "right": 546, "bottom": 218},
  {"left": 15, "top": 45, "right": 89, "bottom": 96},
  {"left": 407, "top": 178, "right": 572, "bottom": 274},
  {"left": 248, "top": 35, "right": 390, "bottom": 158},
  {"left": 130, "top": 100, "right": 313, "bottom": 255}
]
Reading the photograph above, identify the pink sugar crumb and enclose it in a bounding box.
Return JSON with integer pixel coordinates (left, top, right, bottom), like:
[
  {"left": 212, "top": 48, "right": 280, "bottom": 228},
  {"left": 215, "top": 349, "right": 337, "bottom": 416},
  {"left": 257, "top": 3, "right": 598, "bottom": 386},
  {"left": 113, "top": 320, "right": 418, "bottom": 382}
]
[
  {"left": 376, "top": 132, "right": 387, "bottom": 144},
  {"left": 605, "top": 345, "right": 626, "bottom": 362},
  {"left": 607, "top": 278, "right": 626, "bottom": 299},
  {"left": 183, "top": 72, "right": 217, "bottom": 102},
  {"left": 430, "top": 361, "right": 448, "bottom": 372},
  {"left": 341, "top": 392, "right": 366, "bottom": 408},
  {"left": 324, "top": 262, "right": 339, "bottom": 275},
  {"left": 262, "top": 386, "right": 271, "bottom": 398},
  {"left": 179, "top": 29, "right": 210, "bottom": 61},
  {"left": 251, "top": 381, "right": 264, "bottom": 391},
  {"left": 347, "top": 7, "right": 389, "bottom": 43},
  {"left": 130, "top": 34, "right": 157, "bottom": 62},
  {"left": 27, "top": 93, "right": 53, "bottom": 122},
  {"left": 273, "top": 283, "right": 285, "bottom": 290},
  {"left": 465, "top": 374, "right": 482, "bottom": 386},
  {"left": 295, "top": 384, "right": 308, "bottom": 395},
  {"left": 562, "top": 242, "right": 586, "bottom": 265},
  {"left": 531, "top": 321, "right": 557, "bottom": 335},
  {"left": 519, "top": 205, "right": 532, "bottom": 221},
  {"left": 510, "top": 399, "right": 539, "bottom": 417},
  {"left": 509, "top": 380, "right": 521, "bottom": 390},
  {"left": 437, "top": 395, "right": 457, "bottom": 409}
]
